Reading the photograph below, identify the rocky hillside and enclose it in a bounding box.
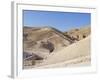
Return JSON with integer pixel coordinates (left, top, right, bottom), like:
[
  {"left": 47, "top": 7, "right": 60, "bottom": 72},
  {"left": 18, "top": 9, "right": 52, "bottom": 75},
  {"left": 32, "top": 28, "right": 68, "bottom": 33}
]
[
  {"left": 23, "top": 27, "right": 74, "bottom": 54},
  {"left": 64, "top": 26, "right": 90, "bottom": 42},
  {"left": 23, "top": 26, "right": 91, "bottom": 68}
]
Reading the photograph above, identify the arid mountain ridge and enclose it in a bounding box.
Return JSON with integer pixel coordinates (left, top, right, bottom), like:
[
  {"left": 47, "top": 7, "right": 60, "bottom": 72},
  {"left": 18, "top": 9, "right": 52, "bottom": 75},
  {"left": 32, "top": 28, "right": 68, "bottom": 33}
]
[{"left": 23, "top": 26, "right": 90, "bottom": 68}]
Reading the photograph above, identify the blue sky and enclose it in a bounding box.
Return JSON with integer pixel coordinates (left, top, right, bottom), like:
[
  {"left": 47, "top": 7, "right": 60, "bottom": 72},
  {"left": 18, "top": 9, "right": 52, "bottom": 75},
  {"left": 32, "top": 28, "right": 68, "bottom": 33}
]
[{"left": 23, "top": 10, "right": 91, "bottom": 32}]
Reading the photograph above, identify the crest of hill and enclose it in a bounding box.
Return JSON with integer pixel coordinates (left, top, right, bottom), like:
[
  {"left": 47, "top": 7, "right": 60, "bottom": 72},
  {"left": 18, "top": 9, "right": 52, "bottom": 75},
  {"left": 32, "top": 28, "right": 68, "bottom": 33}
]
[{"left": 23, "top": 26, "right": 74, "bottom": 50}]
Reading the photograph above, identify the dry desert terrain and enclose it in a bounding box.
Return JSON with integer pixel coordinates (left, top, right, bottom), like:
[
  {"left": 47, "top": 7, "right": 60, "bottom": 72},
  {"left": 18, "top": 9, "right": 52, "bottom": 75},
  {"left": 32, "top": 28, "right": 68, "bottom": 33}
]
[{"left": 23, "top": 26, "right": 91, "bottom": 69}]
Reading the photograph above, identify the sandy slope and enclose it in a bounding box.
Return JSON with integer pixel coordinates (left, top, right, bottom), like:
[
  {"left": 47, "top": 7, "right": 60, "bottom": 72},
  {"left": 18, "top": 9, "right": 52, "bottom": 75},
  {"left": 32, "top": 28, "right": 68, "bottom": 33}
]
[
  {"left": 34, "top": 36, "right": 90, "bottom": 67},
  {"left": 34, "top": 55, "right": 90, "bottom": 68}
]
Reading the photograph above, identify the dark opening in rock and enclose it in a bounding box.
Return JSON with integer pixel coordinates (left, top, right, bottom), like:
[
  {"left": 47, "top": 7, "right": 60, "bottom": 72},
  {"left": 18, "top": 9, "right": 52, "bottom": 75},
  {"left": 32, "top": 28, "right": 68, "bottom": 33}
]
[
  {"left": 83, "top": 35, "right": 86, "bottom": 38},
  {"left": 41, "top": 41, "right": 54, "bottom": 53}
]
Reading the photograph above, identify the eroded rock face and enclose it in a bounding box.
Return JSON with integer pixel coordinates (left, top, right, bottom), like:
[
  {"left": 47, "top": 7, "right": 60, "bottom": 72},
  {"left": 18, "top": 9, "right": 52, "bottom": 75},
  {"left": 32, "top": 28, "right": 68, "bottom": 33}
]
[
  {"left": 64, "top": 26, "right": 90, "bottom": 41},
  {"left": 23, "top": 27, "right": 72, "bottom": 51}
]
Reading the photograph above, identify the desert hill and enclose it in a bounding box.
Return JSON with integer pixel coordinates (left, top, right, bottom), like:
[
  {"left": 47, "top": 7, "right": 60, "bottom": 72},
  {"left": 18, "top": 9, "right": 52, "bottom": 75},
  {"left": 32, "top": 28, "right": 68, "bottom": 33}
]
[
  {"left": 23, "top": 27, "right": 74, "bottom": 58},
  {"left": 23, "top": 26, "right": 91, "bottom": 68},
  {"left": 23, "top": 26, "right": 75, "bottom": 67}
]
